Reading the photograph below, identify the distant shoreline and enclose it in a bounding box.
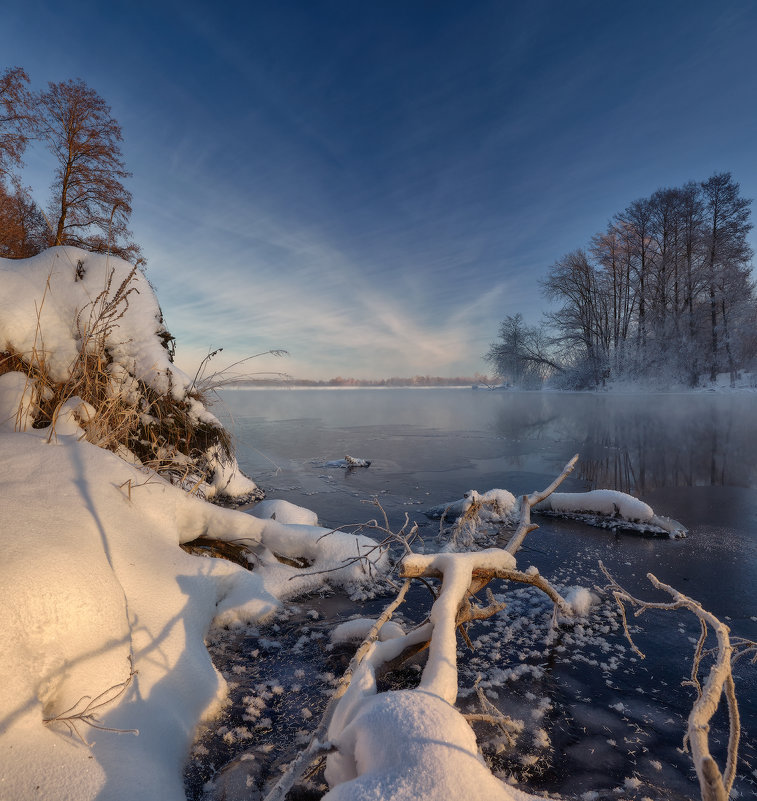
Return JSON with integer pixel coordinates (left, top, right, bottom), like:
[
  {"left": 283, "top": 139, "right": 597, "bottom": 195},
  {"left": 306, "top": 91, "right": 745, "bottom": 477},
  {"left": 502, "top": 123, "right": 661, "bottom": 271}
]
[
  {"left": 222, "top": 377, "right": 491, "bottom": 388},
  {"left": 222, "top": 382, "right": 478, "bottom": 390}
]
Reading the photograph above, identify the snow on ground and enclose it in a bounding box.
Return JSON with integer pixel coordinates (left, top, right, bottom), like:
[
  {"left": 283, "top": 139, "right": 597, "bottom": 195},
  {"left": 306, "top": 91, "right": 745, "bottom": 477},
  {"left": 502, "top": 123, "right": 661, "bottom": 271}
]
[
  {"left": 249, "top": 498, "right": 319, "bottom": 526},
  {"left": 0, "top": 248, "right": 393, "bottom": 801},
  {"left": 0, "top": 428, "right": 272, "bottom": 801},
  {"left": 0, "top": 247, "right": 257, "bottom": 500},
  {"left": 0, "top": 425, "right": 390, "bottom": 799}
]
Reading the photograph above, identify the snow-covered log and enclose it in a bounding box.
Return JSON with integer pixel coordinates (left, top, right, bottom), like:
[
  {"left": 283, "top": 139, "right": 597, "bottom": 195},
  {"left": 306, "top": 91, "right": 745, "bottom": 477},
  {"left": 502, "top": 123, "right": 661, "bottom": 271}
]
[
  {"left": 427, "top": 479, "right": 687, "bottom": 538},
  {"left": 535, "top": 489, "right": 687, "bottom": 537}
]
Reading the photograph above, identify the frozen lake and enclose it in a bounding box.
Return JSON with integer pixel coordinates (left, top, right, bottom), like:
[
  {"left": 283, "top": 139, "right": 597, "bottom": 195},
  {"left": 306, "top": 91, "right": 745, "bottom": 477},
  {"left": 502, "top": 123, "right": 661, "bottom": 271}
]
[{"left": 189, "top": 388, "right": 757, "bottom": 800}]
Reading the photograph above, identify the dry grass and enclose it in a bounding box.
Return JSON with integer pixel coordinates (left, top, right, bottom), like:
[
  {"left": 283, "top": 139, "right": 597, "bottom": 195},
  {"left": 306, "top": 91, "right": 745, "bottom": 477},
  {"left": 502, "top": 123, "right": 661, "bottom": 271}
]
[{"left": 1, "top": 262, "right": 235, "bottom": 492}]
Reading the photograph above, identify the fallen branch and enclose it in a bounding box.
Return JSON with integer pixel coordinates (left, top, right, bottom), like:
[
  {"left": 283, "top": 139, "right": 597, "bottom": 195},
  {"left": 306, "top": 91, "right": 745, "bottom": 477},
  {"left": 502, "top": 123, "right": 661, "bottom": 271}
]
[
  {"left": 505, "top": 453, "right": 578, "bottom": 555},
  {"left": 599, "top": 562, "right": 756, "bottom": 801},
  {"left": 262, "top": 579, "right": 412, "bottom": 801}
]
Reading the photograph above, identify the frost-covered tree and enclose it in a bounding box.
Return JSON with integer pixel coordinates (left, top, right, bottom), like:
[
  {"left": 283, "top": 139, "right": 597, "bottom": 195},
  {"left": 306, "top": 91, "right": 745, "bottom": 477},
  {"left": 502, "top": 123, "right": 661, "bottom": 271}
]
[
  {"left": 700, "top": 172, "right": 753, "bottom": 383},
  {"left": 36, "top": 79, "right": 143, "bottom": 265},
  {"left": 490, "top": 174, "right": 756, "bottom": 388},
  {"left": 485, "top": 313, "right": 561, "bottom": 387}
]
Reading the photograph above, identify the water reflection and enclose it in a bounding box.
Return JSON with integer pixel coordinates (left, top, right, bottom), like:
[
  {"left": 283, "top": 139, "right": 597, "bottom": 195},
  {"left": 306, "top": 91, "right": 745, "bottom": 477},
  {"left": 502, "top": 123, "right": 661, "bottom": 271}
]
[
  {"left": 489, "top": 393, "right": 757, "bottom": 493},
  {"left": 219, "top": 387, "right": 757, "bottom": 495}
]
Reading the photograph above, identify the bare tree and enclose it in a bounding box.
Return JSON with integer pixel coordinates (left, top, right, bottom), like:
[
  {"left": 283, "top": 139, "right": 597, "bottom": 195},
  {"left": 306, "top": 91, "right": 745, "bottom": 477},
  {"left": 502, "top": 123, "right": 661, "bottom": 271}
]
[
  {"left": 0, "top": 66, "right": 32, "bottom": 180},
  {"left": 700, "top": 173, "right": 752, "bottom": 383},
  {"left": 591, "top": 226, "right": 636, "bottom": 374},
  {"left": 36, "top": 79, "right": 142, "bottom": 265},
  {"left": 485, "top": 313, "right": 562, "bottom": 387},
  {"left": 614, "top": 197, "right": 658, "bottom": 353},
  {"left": 543, "top": 249, "right": 610, "bottom": 385},
  {"left": 498, "top": 174, "right": 754, "bottom": 389},
  {"left": 0, "top": 176, "right": 48, "bottom": 258}
]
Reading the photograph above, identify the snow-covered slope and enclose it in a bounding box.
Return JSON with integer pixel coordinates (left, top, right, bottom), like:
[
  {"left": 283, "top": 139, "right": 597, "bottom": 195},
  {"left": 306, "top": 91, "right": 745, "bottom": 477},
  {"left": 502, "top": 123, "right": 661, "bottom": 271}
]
[
  {"left": 0, "top": 247, "right": 255, "bottom": 500},
  {"left": 0, "top": 248, "right": 392, "bottom": 800}
]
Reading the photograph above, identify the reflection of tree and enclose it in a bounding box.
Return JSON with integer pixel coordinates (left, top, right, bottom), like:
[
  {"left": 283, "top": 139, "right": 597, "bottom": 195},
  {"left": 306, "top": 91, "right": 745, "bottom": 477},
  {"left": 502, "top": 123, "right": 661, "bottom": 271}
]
[
  {"left": 489, "top": 394, "right": 757, "bottom": 493},
  {"left": 491, "top": 394, "right": 559, "bottom": 440}
]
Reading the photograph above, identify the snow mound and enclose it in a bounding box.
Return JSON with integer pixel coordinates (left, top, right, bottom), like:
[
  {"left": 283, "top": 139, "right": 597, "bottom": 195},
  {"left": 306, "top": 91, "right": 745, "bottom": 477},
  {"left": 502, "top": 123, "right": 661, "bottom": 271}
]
[
  {"left": 0, "top": 247, "right": 179, "bottom": 392},
  {"left": 324, "top": 689, "right": 538, "bottom": 801},
  {"left": 0, "top": 247, "right": 257, "bottom": 500},
  {"left": 249, "top": 498, "right": 319, "bottom": 526},
  {"left": 426, "top": 488, "right": 517, "bottom": 522}
]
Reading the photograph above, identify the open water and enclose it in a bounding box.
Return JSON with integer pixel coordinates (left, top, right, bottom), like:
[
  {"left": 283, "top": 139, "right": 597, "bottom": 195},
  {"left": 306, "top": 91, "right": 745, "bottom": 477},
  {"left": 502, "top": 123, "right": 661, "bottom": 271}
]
[{"left": 186, "top": 388, "right": 757, "bottom": 801}]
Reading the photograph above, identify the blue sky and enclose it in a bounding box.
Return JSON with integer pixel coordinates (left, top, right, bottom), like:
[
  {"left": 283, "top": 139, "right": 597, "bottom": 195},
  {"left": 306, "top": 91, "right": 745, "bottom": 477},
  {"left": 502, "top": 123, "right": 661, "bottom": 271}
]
[{"left": 3, "top": 0, "right": 757, "bottom": 379}]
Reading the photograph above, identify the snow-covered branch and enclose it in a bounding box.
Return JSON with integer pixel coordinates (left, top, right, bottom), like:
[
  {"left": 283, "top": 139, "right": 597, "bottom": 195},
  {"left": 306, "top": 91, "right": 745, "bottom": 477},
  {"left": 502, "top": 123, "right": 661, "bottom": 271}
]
[{"left": 599, "top": 563, "right": 756, "bottom": 801}]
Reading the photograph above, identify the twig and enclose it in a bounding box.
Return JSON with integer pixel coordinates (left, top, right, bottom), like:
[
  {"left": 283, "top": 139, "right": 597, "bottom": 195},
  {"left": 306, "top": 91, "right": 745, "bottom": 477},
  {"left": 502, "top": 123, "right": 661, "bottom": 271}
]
[{"left": 43, "top": 660, "right": 138, "bottom": 745}]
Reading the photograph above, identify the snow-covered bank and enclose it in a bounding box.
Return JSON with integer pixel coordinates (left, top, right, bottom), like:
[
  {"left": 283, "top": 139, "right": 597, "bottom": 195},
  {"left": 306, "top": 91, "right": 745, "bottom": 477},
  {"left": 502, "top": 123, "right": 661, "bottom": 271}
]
[
  {"left": 0, "top": 247, "right": 256, "bottom": 500},
  {"left": 0, "top": 425, "right": 391, "bottom": 800},
  {"left": 0, "top": 429, "right": 273, "bottom": 801},
  {"left": 0, "top": 248, "right": 390, "bottom": 800}
]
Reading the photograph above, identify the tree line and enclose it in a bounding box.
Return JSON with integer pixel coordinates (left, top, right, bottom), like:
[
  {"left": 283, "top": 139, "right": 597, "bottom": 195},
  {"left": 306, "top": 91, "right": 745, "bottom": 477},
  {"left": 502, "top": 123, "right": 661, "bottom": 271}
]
[
  {"left": 487, "top": 173, "right": 755, "bottom": 388},
  {"left": 0, "top": 66, "right": 141, "bottom": 264}
]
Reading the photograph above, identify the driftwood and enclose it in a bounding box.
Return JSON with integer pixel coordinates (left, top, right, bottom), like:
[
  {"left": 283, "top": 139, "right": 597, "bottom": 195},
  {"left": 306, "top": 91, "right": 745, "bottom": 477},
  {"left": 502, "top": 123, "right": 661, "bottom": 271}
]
[
  {"left": 262, "top": 457, "right": 580, "bottom": 798},
  {"left": 600, "top": 562, "right": 757, "bottom": 801}
]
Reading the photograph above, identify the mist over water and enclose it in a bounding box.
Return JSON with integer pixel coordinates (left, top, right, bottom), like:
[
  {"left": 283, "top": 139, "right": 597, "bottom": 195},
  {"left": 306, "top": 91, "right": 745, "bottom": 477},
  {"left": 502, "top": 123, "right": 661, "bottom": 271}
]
[{"left": 202, "top": 388, "right": 757, "bottom": 800}]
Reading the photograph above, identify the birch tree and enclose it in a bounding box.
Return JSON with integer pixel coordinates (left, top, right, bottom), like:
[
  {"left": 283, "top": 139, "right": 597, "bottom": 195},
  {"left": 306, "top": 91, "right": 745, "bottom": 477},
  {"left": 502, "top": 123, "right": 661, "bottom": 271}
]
[{"left": 36, "top": 79, "right": 142, "bottom": 265}]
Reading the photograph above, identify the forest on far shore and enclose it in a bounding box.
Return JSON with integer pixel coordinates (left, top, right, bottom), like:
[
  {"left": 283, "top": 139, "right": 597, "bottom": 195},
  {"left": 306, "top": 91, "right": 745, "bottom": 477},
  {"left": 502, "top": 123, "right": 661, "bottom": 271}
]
[{"left": 487, "top": 173, "right": 756, "bottom": 389}]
